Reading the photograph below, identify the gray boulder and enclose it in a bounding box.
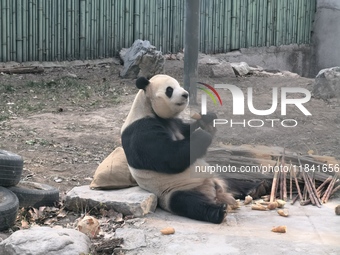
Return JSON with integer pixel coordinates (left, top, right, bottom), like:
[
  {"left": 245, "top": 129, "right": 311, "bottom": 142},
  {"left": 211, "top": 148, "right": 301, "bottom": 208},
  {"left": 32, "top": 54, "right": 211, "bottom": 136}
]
[
  {"left": 120, "top": 40, "right": 164, "bottom": 79},
  {"left": 230, "top": 62, "right": 251, "bottom": 76},
  {"left": 65, "top": 186, "right": 157, "bottom": 217},
  {"left": 210, "top": 62, "right": 236, "bottom": 78},
  {"left": 0, "top": 226, "right": 91, "bottom": 255},
  {"left": 313, "top": 67, "right": 340, "bottom": 100}
]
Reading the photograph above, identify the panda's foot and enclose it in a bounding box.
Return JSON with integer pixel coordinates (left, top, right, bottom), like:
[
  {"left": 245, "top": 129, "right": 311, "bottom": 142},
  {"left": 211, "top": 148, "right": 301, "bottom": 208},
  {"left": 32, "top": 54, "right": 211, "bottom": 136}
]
[
  {"left": 204, "top": 204, "right": 227, "bottom": 224},
  {"left": 169, "top": 190, "right": 227, "bottom": 224}
]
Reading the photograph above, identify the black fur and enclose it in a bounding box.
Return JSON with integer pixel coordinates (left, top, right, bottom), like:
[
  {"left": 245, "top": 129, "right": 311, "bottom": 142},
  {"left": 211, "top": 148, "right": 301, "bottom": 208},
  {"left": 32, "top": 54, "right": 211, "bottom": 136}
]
[
  {"left": 121, "top": 116, "right": 212, "bottom": 174},
  {"left": 136, "top": 77, "right": 150, "bottom": 90},
  {"left": 165, "top": 86, "right": 174, "bottom": 98},
  {"left": 222, "top": 178, "right": 271, "bottom": 199},
  {"left": 169, "top": 190, "right": 226, "bottom": 224}
]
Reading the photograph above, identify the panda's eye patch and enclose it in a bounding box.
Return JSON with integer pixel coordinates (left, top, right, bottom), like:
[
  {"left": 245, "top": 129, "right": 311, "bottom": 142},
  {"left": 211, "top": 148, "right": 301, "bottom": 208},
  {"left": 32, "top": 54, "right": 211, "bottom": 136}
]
[{"left": 165, "top": 86, "right": 174, "bottom": 98}]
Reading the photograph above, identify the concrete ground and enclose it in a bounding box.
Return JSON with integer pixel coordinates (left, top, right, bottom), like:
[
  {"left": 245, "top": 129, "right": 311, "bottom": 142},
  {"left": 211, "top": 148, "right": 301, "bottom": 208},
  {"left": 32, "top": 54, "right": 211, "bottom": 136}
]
[{"left": 118, "top": 198, "right": 340, "bottom": 255}]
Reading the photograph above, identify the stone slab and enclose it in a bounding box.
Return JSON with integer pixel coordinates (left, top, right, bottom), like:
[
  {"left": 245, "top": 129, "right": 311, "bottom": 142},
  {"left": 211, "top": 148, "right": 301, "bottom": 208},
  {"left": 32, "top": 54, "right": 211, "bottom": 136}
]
[
  {"left": 65, "top": 186, "right": 157, "bottom": 217},
  {"left": 0, "top": 226, "right": 90, "bottom": 255}
]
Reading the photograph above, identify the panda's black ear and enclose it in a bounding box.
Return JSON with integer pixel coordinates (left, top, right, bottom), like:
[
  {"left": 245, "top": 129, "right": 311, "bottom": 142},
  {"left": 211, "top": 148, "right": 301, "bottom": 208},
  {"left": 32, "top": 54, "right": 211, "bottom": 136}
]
[{"left": 136, "top": 77, "right": 150, "bottom": 90}]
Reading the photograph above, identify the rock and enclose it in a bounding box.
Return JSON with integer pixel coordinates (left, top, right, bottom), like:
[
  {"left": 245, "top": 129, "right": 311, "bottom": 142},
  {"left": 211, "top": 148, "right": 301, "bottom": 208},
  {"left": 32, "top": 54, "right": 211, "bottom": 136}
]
[
  {"left": 198, "top": 55, "right": 220, "bottom": 65},
  {"left": 282, "top": 71, "right": 300, "bottom": 78},
  {"left": 66, "top": 73, "right": 78, "bottom": 79},
  {"left": 114, "top": 228, "right": 146, "bottom": 251},
  {"left": 120, "top": 40, "right": 164, "bottom": 79},
  {"left": 248, "top": 65, "right": 264, "bottom": 74},
  {"left": 0, "top": 226, "right": 91, "bottom": 255},
  {"left": 65, "top": 186, "right": 157, "bottom": 217},
  {"left": 176, "top": 52, "right": 184, "bottom": 61},
  {"left": 230, "top": 62, "right": 251, "bottom": 76},
  {"left": 210, "top": 62, "right": 236, "bottom": 78},
  {"left": 335, "top": 205, "right": 340, "bottom": 215},
  {"left": 253, "top": 70, "right": 284, "bottom": 77},
  {"left": 119, "top": 48, "right": 128, "bottom": 62},
  {"left": 313, "top": 67, "right": 340, "bottom": 100}
]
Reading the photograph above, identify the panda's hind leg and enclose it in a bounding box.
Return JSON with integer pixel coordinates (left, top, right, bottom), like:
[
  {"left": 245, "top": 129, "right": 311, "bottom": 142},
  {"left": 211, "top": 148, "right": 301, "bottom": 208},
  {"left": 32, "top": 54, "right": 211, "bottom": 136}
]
[
  {"left": 213, "top": 179, "right": 239, "bottom": 210},
  {"left": 169, "top": 190, "right": 226, "bottom": 224}
]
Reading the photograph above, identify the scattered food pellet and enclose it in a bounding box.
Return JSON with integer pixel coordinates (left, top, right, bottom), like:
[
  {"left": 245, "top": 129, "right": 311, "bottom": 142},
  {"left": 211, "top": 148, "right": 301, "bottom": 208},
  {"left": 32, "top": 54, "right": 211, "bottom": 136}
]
[
  {"left": 77, "top": 216, "right": 100, "bottom": 238},
  {"left": 271, "top": 225, "right": 287, "bottom": 233},
  {"left": 276, "top": 199, "right": 286, "bottom": 208},
  {"left": 244, "top": 195, "right": 253, "bottom": 205},
  {"left": 267, "top": 201, "right": 278, "bottom": 210},
  {"left": 160, "top": 227, "right": 175, "bottom": 235},
  {"left": 251, "top": 204, "right": 267, "bottom": 211},
  {"left": 277, "top": 209, "right": 289, "bottom": 217}
]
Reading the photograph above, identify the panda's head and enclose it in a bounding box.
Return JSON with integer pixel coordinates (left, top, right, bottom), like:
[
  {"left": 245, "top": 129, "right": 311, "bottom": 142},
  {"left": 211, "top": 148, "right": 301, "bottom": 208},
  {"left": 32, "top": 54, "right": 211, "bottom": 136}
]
[{"left": 136, "top": 75, "right": 189, "bottom": 118}]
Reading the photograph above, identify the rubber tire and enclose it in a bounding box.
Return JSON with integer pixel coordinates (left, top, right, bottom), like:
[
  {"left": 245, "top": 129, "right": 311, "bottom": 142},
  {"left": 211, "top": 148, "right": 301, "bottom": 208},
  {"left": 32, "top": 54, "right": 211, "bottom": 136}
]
[
  {"left": 0, "top": 150, "right": 23, "bottom": 187},
  {"left": 0, "top": 186, "right": 19, "bottom": 231},
  {"left": 8, "top": 181, "right": 59, "bottom": 208}
]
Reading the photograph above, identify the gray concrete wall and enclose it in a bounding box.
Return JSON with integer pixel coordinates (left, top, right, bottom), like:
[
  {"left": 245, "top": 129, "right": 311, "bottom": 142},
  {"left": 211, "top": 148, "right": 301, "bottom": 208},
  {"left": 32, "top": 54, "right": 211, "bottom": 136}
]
[
  {"left": 218, "top": 44, "right": 312, "bottom": 77},
  {"left": 311, "top": 0, "right": 340, "bottom": 76}
]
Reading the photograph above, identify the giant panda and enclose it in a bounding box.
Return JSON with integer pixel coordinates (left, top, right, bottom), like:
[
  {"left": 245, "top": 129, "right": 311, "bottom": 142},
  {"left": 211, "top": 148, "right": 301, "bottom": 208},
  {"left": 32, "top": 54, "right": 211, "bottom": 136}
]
[{"left": 121, "top": 74, "right": 240, "bottom": 224}]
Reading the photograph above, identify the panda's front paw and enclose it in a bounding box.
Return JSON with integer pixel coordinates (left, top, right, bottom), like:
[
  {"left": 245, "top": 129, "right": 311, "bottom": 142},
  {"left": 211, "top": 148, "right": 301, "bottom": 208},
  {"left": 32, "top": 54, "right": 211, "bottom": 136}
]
[
  {"left": 190, "top": 129, "right": 212, "bottom": 159},
  {"left": 200, "top": 112, "right": 217, "bottom": 123},
  {"left": 198, "top": 112, "right": 217, "bottom": 137}
]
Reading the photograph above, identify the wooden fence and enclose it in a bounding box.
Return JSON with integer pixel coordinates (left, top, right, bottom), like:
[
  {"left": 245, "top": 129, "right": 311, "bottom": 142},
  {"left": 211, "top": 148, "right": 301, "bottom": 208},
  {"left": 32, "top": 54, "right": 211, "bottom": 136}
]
[{"left": 0, "top": 0, "right": 316, "bottom": 62}]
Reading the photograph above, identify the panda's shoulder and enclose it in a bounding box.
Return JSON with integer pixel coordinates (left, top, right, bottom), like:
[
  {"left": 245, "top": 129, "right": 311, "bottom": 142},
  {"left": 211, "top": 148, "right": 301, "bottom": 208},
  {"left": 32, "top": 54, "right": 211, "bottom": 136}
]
[{"left": 123, "top": 117, "right": 167, "bottom": 133}]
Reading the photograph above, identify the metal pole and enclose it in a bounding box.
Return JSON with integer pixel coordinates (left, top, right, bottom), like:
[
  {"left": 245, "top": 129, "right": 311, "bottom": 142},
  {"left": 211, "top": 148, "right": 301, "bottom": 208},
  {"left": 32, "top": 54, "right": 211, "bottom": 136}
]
[{"left": 184, "top": 0, "right": 200, "bottom": 105}]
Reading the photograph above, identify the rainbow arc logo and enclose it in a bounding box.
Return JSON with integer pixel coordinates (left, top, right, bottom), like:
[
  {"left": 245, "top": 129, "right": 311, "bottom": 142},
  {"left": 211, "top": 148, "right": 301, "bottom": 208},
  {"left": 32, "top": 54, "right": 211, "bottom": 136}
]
[{"left": 197, "top": 82, "right": 222, "bottom": 114}]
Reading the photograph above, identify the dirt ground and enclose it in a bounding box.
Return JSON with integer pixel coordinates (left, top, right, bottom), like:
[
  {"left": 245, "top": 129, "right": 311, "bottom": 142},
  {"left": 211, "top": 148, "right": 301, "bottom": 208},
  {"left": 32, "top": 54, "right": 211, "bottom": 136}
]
[
  {"left": 1, "top": 58, "right": 340, "bottom": 253},
  {"left": 1, "top": 59, "right": 339, "bottom": 194}
]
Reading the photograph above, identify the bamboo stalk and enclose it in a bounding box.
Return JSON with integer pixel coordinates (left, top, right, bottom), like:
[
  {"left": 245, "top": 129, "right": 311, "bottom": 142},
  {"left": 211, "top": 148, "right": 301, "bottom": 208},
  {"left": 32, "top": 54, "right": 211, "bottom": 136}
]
[
  {"left": 291, "top": 194, "right": 299, "bottom": 205},
  {"left": 270, "top": 157, "right": 280, "bottom": 202},
  {"left": 322, "top": 174, "right": 338, "bottom": 203},
  {"left": 316, "top": 176, "right": 332, "bottom": 197},
  {"left": 289, "top": 163, "right": 293, "bottom": 200},
  {"left": 303, "top": 172, "right": 322, "bottom": 207},
  {"left": 293, "top": 167, "right": 303, "bottom": 201},
  {"left": 282, "top": 148, "right": 287, "bottom": 201}
]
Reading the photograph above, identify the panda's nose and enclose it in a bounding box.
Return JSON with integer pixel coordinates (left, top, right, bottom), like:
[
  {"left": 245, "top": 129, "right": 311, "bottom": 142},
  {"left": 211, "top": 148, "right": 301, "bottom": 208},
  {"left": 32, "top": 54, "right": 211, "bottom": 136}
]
[{"left": 182, "top": 92, "right": 189, "bottom": 99}]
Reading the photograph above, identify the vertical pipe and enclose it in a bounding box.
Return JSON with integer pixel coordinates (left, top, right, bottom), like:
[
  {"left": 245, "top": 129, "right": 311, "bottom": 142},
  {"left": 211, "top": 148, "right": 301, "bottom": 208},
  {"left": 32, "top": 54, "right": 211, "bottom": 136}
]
[{"left": 184, "top": 0, "right": 199, "bottom": 104}]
